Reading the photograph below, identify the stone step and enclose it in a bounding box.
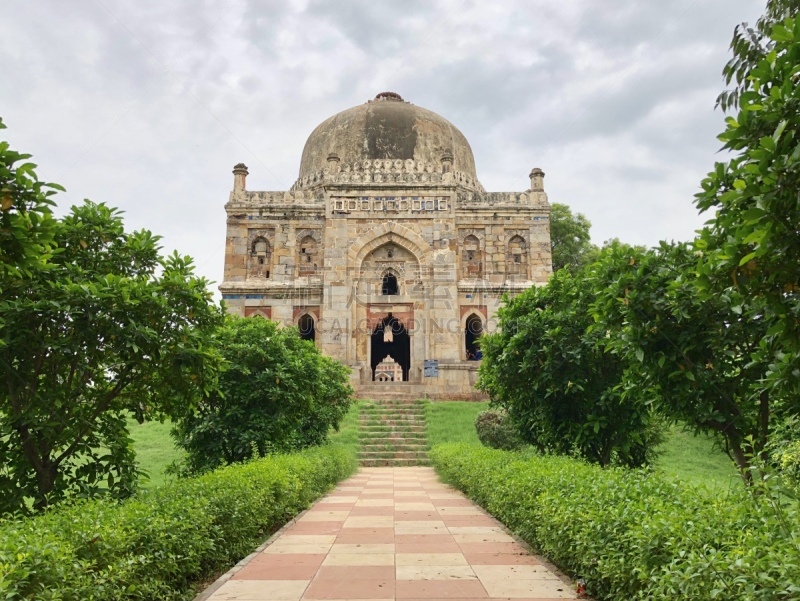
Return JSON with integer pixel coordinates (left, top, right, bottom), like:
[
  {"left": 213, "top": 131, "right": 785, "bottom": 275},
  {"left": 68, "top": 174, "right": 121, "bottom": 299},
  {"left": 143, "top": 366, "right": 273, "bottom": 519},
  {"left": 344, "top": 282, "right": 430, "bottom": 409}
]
[
  {"left": 360, "top": 418, "right": 424, "bottom": 425},
  {"left": 359, "top": 412, "right": 425, "bottom": 418},
  {"left": 359, "top": 434, "right": 427, "bottom": 441},
  {"left": 361, "top": 400, "right": 426, "bottom": 406},
  {"left": 359, "top": 429, "right": 426, "bottom": 437},
  {"left": 359, "top": 450, "right": 429, "bottom": 458},
  {"left": 358, "top": 419, "right": 425, "bottom": 429},
  {"left": 358, "top": 432, "right": 427, "bottom": 445},
  {"left": 356, "top": 395, "right": 425, "bottom": 402},
  {"left": 360, "top": 398, "right": 426, "bottom": 404},
  {"left": 358, "top": 436, "right": 428, "bottom": 448},
  {"left": 359, "top": 458, "right": 430, "bottom": 467},
  {"left": 360, "top": 408, "right": 425, "bottom": 415},
  {"left": 361, "top": 443, "right": 428, "bottom": 453},
  {"left": 357, "top": 398, "right": 428, "bottom": 467},
  {"left": 360, "top": 406, "right": 425, "bottom": 411}
]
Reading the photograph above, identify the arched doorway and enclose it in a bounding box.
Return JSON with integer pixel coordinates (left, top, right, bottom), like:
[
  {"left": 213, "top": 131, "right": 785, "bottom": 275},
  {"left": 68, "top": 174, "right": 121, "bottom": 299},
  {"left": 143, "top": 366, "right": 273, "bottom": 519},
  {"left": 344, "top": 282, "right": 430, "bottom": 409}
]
[
  {"left": 465, "top": 314, "right": 483, "bottom": 360},
  {"left": 371, "top": 313, "right": 410, "bottom": 381},
  {"left": 382, "top": 272, "right": 399, "bottom": 295},
  {"left": 298, "top": 313, "right": 315, "bottom": 343}
]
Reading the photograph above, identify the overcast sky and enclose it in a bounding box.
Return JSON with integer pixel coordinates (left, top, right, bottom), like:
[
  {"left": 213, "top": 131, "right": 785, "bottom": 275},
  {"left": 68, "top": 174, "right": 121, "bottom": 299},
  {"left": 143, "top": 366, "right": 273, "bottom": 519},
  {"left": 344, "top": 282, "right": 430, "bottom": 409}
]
[{"left": 0, "top": 0, "right": 765, "bottom": 292}]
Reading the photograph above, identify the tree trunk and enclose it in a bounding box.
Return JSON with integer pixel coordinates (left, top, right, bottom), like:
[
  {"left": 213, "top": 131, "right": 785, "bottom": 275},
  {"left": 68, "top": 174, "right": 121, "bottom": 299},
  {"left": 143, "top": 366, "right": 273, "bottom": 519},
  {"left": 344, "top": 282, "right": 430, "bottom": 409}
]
[
  {"left": 729, "top": 438, "right": 753, "bottom": 485},
  {"left": 33, "top": 461, "right": 58, "bottom": 511},
  {"left": 759, "top": 389, "right": 769, "bottom": 464}
]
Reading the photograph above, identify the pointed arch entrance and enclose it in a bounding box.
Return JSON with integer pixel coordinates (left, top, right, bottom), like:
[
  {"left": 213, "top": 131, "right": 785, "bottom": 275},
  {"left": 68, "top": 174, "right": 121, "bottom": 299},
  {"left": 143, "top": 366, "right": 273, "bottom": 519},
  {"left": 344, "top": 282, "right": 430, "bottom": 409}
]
[
  {"left": 465, "top": 313, "right": 483, "bottom": 360},
  {"left": 298, "top": 313, "right": 315, "bottom": 343},
  {"left": 371, "top": 314, "right": 410, "bottom": 381}
]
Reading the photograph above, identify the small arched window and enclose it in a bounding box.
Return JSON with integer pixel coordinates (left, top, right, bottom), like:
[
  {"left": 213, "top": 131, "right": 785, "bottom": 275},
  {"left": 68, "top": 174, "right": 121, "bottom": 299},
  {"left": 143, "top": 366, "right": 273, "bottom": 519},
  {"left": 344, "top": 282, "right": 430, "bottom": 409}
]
[
  {"left": 462, "top": 235, "right": 482, "bottom": 278},
  {"left": 249, "top": 237, "right": 271, "bottom": 278},
  {"left": 297, "top": 234, "right": 319, "bottom": 276},
  {"left": 507, "top": 235, "right": 528, "bottom": 279},
  {"left": 382, "top": 272, "right": 399, "bottom": 295}
]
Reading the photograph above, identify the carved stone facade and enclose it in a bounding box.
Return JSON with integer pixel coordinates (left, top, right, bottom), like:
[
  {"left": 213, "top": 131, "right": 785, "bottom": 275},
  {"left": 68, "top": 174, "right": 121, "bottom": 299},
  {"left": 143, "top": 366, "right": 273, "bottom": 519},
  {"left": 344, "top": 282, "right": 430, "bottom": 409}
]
[{"left": 220, "top": 93, "right": 552, "bottom": 398}]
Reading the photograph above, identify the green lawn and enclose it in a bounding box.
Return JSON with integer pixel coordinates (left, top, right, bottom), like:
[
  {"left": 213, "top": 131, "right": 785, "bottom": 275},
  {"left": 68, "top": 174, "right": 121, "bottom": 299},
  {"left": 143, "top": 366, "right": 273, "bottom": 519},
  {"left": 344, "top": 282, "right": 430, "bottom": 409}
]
[
  {"left": 654, "top": 424, "right": 740, "bottom": 489},
  {"left": 426, "top": 401, "right": 488, "bottom": 447},
  {"left": 328, "top": 401, "right": 361, "bottom": 455},
  {"left": 128, "top": 419, "right": 183, "bottom": 488},
  {"left": 425, "top": 401, "right": 740, "bottom": 489}
]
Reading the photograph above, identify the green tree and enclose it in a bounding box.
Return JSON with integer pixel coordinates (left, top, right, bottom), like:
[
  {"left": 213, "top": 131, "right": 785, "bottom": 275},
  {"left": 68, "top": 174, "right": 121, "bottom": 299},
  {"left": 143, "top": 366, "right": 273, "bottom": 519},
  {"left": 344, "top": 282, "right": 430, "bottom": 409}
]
[
  {"left": 171, "top": 315, "right": 353, "bottom": 475},
  {"left": 0, "top": 118, "right": 58, "bottom": 279},
  {"left": 591, "top": 242, "right": 783, "bottom": 482},
  {"left": 0, "top": 201, "right": 223, "bottom": 513},
  {"left": 696, "top": 6, "right": 800, "bottom": 395},
  {"left": 478, "top": 261, "right": 661, "bottom": 468},
  {"left": 549, "top": 202, "right": 598, "bottom": 273}
]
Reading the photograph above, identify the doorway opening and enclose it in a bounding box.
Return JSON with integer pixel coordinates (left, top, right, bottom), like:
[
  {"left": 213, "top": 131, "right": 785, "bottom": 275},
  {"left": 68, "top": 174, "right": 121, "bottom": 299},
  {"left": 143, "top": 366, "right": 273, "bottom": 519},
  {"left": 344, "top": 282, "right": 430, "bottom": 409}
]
[
  {"left": 371, "top": 313, "right": 410, "bottom": 381},
  {"left": 382, "top": 272, "right": 399, "bottom": 295},
  {"left": 465, "top": 313, "right": 483, "bottom": 360},
  {"left": 298, "top": 313, "right": 315, "bottom": 343}
]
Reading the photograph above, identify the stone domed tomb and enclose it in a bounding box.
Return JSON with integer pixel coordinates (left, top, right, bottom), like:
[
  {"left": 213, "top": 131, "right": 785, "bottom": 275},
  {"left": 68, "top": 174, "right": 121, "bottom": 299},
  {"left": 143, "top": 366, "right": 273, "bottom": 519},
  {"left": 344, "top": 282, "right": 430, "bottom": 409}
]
[{"left": 220, "top": 93, "right": 552, "bottom": 398}]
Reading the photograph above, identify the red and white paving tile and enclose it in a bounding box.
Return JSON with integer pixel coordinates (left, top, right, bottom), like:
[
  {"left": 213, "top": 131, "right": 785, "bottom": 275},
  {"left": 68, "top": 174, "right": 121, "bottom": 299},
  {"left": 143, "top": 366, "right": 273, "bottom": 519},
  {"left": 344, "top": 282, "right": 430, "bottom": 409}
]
[{"left": 199, "top": 467, "right": 578, "bottom": 601}]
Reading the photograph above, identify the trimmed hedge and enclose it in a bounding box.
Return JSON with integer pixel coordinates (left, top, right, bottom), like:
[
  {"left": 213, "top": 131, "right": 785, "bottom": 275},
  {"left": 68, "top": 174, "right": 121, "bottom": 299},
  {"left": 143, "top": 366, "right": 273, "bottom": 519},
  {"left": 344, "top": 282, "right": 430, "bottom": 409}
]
[
  {"left": 0, "top": 444, "right": 357, "bottom": 600},
  {"left": 430, "top": 443, "right": 800, "bottom": 601}
]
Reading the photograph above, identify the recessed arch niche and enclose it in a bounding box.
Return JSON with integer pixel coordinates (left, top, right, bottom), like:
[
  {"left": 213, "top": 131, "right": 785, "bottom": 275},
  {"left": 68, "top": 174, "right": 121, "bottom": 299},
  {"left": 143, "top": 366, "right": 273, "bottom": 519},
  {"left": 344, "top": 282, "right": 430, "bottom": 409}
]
[
  {"left": 249, "top": 237, "right": 271, "bottom": 279},
  {"left": 359, "top": 241, "right": 419, "bottom": 296}
]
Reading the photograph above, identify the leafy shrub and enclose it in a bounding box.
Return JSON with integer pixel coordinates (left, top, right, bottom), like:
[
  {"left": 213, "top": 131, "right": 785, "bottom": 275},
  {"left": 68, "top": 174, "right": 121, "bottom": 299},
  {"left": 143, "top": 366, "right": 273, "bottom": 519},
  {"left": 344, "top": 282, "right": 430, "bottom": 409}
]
[
  {"left": 478, "top": 264, "right": 662, "bottom": 467},
  {"left": 0, "top": 444, "right": 356, "bottom": 600},
  {"left": 770, "top": 416, "right": 800, "bottom": 492},
  {"left": 475, "top": 409, "right": 523, "bottom": 450},
  {"left": 776, "top": 441, "right": 800, "bottom": 483},
  {"left": 172, "top": 315, "right": 354, "bottom": 474},
  {"left": 430, "top": 443, "right": 800, "bottom": 601}
]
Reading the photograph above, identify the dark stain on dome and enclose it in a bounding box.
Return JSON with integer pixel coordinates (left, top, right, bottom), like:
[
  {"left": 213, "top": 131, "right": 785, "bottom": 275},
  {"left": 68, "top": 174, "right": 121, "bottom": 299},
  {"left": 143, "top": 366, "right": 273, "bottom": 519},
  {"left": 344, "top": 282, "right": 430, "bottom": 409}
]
[{"left": 364, "top": 101, "right": 418, "bottom": 161}]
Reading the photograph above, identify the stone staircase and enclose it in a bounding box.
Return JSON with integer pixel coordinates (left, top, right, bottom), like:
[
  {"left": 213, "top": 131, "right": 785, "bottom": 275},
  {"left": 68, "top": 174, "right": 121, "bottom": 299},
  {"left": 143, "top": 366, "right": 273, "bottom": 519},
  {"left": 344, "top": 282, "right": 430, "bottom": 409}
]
[
  {"left": 355, "top": 383, "right": 428, "bottom": 402},
  {"left": 358, "top": 399, "right": 428, "bottom": 467}
]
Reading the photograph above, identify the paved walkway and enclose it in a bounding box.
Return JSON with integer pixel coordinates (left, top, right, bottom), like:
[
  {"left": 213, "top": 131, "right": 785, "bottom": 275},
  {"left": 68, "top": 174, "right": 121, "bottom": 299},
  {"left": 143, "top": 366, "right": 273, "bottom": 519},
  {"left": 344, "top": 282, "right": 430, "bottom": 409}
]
[{"left": 202, "top": 467, "right": 577, "bottom": 600}]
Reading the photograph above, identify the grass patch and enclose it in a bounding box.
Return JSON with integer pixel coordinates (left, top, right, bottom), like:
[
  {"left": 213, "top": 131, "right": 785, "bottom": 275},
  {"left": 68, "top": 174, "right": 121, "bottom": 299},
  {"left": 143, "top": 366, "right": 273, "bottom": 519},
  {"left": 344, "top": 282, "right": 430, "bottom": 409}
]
[
  {"left": 328, "top": 401, "right": 361, "bottom": 454},
  {"left": 128, "top": 419, "right": 183, "bottom": 488},
  {"left": 426, "top": 401, "right": 488, "bottom": 447},
  {"left": 654, "top": 424, "right": 740, "bottom": 489}
]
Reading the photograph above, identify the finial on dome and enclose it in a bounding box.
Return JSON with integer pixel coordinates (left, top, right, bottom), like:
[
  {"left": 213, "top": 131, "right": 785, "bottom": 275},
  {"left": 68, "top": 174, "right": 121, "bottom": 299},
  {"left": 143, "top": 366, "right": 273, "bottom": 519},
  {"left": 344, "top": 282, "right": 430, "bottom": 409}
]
[{"left": 375, "top": 91, "right": 404, "bottom": 102}]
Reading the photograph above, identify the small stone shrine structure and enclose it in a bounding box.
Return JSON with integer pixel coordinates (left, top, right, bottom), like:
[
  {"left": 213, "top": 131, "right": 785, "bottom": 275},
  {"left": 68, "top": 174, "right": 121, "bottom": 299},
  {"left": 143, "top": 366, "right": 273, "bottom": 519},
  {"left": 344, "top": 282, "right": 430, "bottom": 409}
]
[{"left": 374, "top": 355, "right": 404, "bottom": 383}]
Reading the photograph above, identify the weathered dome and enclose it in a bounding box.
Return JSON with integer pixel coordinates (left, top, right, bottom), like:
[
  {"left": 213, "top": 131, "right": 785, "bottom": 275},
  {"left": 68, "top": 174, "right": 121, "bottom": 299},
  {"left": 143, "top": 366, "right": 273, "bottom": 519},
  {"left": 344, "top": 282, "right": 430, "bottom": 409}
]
[{"left": 298, "top": 93, "right": 478, "bottom": 183}]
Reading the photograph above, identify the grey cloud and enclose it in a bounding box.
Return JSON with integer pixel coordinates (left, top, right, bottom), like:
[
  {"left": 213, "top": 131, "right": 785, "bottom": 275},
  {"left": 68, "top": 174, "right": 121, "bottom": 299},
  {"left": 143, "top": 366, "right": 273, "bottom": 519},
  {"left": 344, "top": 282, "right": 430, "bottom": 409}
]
[
  {"left": 0, "top": 0, "right": 771, "bottom": 291},
  {"left": 304, "top": 0, "right": 434, "bottom": 56}
]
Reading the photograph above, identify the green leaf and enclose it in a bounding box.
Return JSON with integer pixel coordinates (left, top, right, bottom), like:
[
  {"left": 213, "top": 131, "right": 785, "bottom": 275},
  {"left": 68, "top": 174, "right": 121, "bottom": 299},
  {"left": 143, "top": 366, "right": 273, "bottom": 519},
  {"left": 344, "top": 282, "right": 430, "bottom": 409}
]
[
  {"left": 742, "top": 208, "right": 766, "bottom": 221},
  {"left": 738, "top": 251, "right": 759, "bottom": 266},
  {"left": 773, "top": 119, "right": 788, "bottom": 143}
]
